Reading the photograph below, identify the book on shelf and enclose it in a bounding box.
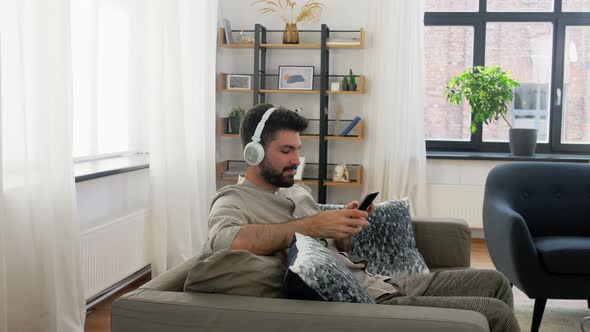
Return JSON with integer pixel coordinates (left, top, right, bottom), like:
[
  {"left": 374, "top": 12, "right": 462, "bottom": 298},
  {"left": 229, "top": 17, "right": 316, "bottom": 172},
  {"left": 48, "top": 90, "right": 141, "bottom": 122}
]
[
  {"left": 294, "top": 157, "right": 305, "bottom": 181},
  {"left": 223, "top": 18, "right": 233, "bottom": 44},
  {"left": 339, "top": 116, "right": 361, "bottom": 136}
]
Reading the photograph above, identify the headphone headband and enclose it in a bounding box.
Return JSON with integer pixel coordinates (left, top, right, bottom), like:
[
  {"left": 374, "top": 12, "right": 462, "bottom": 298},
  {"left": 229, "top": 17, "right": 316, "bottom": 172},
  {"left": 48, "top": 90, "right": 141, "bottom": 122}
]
[
  {"left": 243, "top": 107, "right": 277, "bottom": 166},
  {"left": 251, "top": 107, "right": 277, "bottom": 143}
]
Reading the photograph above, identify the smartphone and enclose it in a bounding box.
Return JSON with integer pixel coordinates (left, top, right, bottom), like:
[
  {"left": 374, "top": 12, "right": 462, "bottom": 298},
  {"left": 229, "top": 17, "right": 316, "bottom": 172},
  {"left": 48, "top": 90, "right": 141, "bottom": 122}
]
[{"left": 358, "top": 191, "right": 379, "bottom": 211}]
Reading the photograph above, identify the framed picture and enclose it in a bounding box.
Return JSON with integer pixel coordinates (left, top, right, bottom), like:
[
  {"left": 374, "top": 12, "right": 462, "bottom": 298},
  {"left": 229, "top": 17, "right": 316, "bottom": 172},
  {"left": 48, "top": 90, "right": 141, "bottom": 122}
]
[
  {"left": 226, "top": 74, "right": 251, "bottom": 90},
  {"left": 278, "top": 66, "right": 314, "bottom": 90}
]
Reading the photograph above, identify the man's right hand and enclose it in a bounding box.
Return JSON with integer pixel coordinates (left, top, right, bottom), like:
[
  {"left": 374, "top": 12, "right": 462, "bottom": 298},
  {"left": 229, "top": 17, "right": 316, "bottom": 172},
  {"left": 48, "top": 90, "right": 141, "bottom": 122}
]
[{"left": 296, "top": 209, "right": 369, "bottom": 240}]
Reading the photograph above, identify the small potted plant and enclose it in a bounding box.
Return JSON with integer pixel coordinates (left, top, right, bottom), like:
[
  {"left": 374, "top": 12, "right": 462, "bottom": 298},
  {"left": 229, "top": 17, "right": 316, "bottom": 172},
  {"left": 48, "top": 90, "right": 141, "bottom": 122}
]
[
  {"left": 341, "top": 76, "right": 349, "bottom": 92},
  {"left": 228, "top": 106, "right": 245, "bottom": 134},
  {"left": 446, "top": 66, "right": 535, "bottom": 156},
  {"left": 348, "top": 69, "right": 357, "bottom": 91}
]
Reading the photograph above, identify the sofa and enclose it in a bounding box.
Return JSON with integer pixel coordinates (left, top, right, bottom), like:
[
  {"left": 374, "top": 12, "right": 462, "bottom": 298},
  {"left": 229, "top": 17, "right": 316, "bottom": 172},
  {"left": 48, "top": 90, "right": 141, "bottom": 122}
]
[{"left": 112, "top": 217, "right": 490, "bottom": 332}]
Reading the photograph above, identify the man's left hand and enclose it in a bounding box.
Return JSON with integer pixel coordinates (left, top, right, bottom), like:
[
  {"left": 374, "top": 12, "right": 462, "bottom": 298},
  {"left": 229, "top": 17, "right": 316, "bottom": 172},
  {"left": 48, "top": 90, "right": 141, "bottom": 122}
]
[
  {"left": 345, "top": 200, "right": 376, "bottom": 215},
  {"left": 334, "top": 200, "right": 375, "bottom": 252}
]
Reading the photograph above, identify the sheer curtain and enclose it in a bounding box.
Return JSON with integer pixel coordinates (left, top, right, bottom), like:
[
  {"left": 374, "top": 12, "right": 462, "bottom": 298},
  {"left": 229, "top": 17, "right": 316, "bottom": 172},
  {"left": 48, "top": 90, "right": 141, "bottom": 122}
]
[
  {"left": 129, "top": 0, "right": 218, "bottom": 276},
  {"left": 0, "top": 0, "right": 86, "bottom": 331},
  {"left": 363, "top": 0, "right": 428, "bottom": 216}
]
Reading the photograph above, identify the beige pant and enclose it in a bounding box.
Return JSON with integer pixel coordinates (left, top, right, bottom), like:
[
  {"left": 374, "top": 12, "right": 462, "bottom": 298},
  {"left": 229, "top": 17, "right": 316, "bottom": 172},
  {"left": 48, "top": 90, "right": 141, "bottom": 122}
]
[{"left": 378, "top": 269, "right": 520, "bottom": 332}]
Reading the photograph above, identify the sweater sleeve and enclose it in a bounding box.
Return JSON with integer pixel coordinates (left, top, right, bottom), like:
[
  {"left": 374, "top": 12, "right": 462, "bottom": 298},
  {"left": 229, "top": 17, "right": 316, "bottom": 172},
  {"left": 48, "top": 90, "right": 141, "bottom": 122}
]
[{"left": 208, "top": 202, "right": 248, "bottom": 252}]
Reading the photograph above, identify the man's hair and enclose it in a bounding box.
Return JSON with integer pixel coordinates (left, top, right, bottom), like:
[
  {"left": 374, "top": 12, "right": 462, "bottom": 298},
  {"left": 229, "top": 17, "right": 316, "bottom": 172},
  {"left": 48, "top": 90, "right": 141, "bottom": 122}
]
[{"left": 240, "top": 104, "right": 309, "bottom": 149}]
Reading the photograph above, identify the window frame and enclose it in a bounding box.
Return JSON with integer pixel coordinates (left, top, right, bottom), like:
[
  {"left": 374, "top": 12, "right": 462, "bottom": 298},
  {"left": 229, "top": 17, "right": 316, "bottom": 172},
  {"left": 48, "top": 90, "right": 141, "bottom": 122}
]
[{"left": 424, "top": 0, "right": 590, "bottom": 154}]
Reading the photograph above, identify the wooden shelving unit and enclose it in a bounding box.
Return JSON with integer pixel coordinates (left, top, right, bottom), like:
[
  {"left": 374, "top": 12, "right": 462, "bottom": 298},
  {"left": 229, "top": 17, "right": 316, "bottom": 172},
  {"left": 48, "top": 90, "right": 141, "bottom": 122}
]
[
  {"left": 218, "top": 24, "right": 365, "bottom": 203},
  {"left": 217, "top": 118, "right": 363, "bottom": 141},
  {"left": 217, "top": 161, "right": 362, "bottom": 187},
  {"left": 219, "top": 73, "right": 364, "bottom": 94},
  {"left": 219, "top": 28, "right": 364, "bottom": 49}
]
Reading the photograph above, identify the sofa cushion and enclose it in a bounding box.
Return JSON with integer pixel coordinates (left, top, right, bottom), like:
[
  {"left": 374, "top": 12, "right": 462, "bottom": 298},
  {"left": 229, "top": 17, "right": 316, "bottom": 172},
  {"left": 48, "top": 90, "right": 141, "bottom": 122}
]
[
  {"left": 319, "top": 199, "right": 429, "bottom": 278},
  {"left": 284, "top": 233, "right": 375, "bottom": 304},
  {"left": 534, "top": 236, "right": 590, "bottom": 275},
  {"left": 184, "top": 249, "right": 285, "bottom": 298}
]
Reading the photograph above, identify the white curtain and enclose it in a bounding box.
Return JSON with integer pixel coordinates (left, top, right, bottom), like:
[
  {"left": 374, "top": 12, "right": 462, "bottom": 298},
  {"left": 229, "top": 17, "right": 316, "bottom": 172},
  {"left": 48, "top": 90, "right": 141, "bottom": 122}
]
[
  {"left": 0, "top": 0, "right": 86, "bottom": 331},
  {"left": 129, "top": 0, "right": 218, "bottom": 276},
  {"left": 363, "top": 0, "right": 428, "bottom": 216}
]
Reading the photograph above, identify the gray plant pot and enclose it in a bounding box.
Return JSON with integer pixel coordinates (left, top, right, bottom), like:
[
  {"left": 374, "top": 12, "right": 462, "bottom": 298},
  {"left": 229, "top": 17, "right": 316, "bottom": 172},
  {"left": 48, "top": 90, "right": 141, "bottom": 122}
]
[
  {"left": 229, "top": 118, "right": 241, "bottom": 134},
  {"left": 509, "top": 128, "right": 537, "bottom": 156},
  {"left": 348, "top": 83, "right": 357, "bottom": 91}
]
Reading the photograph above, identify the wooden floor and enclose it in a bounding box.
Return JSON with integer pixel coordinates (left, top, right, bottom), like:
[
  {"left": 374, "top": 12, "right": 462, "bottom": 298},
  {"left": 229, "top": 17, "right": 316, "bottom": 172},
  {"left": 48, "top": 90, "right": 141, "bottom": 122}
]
[
  {"left": 84, "top": 274, "right": 151, "bottom": 332},
  {"left": 83, "top": 239, "right": 496, "bottom": 332}
]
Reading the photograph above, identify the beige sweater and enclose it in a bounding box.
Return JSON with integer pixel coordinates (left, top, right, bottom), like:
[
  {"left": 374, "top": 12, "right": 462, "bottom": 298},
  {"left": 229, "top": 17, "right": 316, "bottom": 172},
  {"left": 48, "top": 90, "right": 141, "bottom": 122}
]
[{"left": 206, "top": 177, "right": 397, "bottom": 300}]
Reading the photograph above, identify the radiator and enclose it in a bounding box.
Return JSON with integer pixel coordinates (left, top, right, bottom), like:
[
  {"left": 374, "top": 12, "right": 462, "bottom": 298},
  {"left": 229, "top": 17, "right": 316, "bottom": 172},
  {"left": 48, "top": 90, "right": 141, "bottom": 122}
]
[{"left": 80, "top": 209, "right": 150, "bottom": 300}]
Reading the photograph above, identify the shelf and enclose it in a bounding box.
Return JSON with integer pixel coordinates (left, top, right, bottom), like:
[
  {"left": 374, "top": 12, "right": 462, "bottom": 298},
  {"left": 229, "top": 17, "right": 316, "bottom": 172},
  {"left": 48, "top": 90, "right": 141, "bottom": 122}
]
[
  {"left": 220, "top": 73, "right": 364, "bottom": 94},
  {"left": 219, "top": 28, "right": 364, "bottom": 49},
  {"left": 218, "top": 118, "right": 363, "bottom": 141},
  {"left": 217, "top": 161, "right": 362, "bottom": 187}
]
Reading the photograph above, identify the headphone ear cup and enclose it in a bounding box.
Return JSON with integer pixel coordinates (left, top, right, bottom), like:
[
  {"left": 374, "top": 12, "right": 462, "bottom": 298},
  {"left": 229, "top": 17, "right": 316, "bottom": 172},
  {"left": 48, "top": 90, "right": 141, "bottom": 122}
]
[{"left": 244, "top": 141, "right": 265, "bottom": 166}]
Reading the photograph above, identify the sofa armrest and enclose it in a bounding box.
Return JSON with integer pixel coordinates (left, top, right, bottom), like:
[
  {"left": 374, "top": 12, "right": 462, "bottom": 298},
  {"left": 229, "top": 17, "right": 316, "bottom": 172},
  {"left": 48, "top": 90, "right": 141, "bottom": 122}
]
[
  {"left": 140, "top": 258, "right": 194, "bottom": 292},
  {"left": 112, "top": 289, "right": 488, "bottom": 332},
  {"left": 412, "top": 217, "right": 471, "bottom": 269}
]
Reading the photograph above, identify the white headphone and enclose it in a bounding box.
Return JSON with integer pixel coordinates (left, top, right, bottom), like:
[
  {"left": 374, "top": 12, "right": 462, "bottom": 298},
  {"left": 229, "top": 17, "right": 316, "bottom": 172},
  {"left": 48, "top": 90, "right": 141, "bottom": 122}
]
[{"left": 243, "top": 107, "right": 277, "bottom": 166}]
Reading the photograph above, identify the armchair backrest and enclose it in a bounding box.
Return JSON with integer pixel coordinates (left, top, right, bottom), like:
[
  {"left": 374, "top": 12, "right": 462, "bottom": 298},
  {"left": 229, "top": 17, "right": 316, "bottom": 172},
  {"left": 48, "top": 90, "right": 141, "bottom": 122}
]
[{"left": 485, "top": 162, "right": 590, "bottom": 237}]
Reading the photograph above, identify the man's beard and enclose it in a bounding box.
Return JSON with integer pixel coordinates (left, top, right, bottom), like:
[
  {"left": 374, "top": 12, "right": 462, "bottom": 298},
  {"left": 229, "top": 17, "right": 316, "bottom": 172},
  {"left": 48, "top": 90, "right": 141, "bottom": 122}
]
[{"left": 260, "top": 160, "right": 297, "bottom": 188}]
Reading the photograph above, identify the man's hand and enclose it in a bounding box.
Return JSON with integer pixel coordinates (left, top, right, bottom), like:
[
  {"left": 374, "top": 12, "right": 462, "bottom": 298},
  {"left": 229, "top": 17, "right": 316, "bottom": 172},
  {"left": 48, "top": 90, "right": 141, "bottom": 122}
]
[
  {"left": 296, "top": 209, "right": 369, "bottom": 240},
  {"left": 346, "top": 200, "right": 376, "bottom": 214},
  {"left": 230, "top": 202, "right": 372, "bottom": 256},
  {"left": 333, "top": 200, "right": 375, "bottom": 252}
]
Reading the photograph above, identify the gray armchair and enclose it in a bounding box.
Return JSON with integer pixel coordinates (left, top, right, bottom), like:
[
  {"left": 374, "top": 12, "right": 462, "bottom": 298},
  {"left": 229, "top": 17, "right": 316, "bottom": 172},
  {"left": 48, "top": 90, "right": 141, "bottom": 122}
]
[
  {"left": 111, "top": 217, "right": 487, "bottom": 332},
  {"left": 483, "top": 162, "right": 590, "bottom": 332}
]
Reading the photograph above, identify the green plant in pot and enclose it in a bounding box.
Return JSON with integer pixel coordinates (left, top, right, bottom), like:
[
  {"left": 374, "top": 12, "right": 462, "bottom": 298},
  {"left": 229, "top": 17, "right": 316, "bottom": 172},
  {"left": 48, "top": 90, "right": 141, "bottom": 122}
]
[
  {"left": 446, "top": 66, "right": 535, "bottom": 156},
  {"left": 229, "top": 107, "right": 245, "bottom": 134},
  {"left": 348, "top": 69, "right": 357, "bottom": 91}
]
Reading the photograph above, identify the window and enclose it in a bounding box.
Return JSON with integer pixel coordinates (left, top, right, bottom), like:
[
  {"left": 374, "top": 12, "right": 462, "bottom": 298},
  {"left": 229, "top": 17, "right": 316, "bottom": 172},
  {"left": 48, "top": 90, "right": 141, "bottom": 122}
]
[
  {"left": 484, "top": 22, "right": 552, "bottom": 143},
  {"left": 562, "top": 26, "right": 590, "bottom": 144},
  {"left": 424, "top": 26, "right": 474, "bottom": 141},
  {"left": 70, "top": 1, "right": 138, "bottom": 160},
  {"left": 424, "top": 0, "right": 590, "bottom": 153}
]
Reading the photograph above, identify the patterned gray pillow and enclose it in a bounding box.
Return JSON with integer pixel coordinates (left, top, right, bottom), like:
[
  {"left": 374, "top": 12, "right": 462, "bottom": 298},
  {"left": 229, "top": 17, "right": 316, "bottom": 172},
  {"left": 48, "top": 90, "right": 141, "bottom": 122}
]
[
  {"left": 318, "top": 198, "right": 429, "bottom": 279},
  {"left": 284, "top": 233, "right": 375, "bottom": 304}
]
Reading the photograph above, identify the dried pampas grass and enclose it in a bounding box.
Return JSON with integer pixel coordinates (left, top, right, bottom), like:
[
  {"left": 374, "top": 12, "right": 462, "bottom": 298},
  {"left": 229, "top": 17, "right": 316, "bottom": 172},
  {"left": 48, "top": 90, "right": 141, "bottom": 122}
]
[{"left": 252, "top": 0, "right": 324, "bottom": 24}]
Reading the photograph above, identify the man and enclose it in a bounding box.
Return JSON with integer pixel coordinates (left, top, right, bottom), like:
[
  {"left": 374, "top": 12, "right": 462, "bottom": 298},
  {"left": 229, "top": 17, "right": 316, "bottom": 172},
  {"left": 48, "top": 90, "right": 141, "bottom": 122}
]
[{"left": 207, "top": 104, "right": 520, "bottom": 332}]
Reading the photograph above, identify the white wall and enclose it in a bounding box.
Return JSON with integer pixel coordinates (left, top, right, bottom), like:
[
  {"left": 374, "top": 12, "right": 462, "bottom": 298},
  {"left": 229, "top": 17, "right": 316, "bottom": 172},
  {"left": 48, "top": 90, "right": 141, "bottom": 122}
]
[
  {"left": 427, "top": 160, "right": 507, "bottom": 229},
  {"left": 76, "top": 169, "right": 149, "bottom": 232}
]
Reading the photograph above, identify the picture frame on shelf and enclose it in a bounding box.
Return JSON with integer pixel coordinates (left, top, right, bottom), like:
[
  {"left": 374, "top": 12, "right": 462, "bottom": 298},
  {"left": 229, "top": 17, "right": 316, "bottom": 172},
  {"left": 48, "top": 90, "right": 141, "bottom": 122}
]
[
  {"left": 278, "top": 66, "right": 314, "bottom": 90},
  {"left": 223, "top": 18, "right": 233, "bottom": 44},
  {"left": 227, "top": 74, "right": 251, "bottom": 90}
]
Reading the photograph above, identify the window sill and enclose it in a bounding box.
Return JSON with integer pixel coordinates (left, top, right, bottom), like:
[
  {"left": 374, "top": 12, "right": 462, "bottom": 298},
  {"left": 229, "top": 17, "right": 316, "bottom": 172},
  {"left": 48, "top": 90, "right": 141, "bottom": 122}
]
[
  {"left": 74, "top": 154, "right": 149, "bottom": 183},
  {"left": 426, "top": 151, "right": 590, "bottom": 163}
]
